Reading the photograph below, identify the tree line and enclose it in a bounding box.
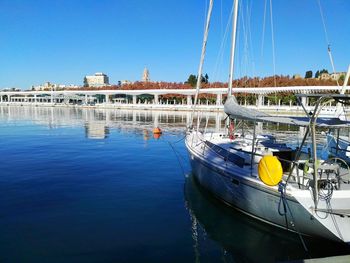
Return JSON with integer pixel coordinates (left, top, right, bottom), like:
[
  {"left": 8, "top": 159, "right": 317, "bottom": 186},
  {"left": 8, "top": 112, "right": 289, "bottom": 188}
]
[
  {"left": 305, "top": 69, "right": 329, "bottom": 79},
  {"left": 72, "top": 74, "right": 348, "bottom": 103}
]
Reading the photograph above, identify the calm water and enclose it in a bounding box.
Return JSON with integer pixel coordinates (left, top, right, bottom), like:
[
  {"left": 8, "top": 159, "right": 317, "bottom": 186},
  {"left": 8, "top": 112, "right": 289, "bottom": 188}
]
[{"left": 0, "top": 106, "right": 349, "bottom": 263}]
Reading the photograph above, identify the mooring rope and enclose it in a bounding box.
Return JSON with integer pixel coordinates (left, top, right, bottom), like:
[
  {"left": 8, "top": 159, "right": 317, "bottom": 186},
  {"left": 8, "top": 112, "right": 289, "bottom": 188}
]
[{"left": 278, "top": 183, "right": 309, "bottom": 254}]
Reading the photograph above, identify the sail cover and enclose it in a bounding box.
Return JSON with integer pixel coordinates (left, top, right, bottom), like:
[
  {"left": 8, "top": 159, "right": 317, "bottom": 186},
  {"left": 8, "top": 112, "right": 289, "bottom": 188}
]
[{"left": 224, "top": 97, "right": 350, "bottom": 127}]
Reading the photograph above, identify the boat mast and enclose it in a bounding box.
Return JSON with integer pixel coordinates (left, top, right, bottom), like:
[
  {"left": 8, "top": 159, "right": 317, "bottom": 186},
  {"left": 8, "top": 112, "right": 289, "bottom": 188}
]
[
  {"left": 228, "top": 0, "right": 239, "bottom": 97},
  {"left": 339, "top": 64, "right": 350, "bottom": 95},
  {"left": 192, "top": 0, "right": 214, "bottom": 117}
]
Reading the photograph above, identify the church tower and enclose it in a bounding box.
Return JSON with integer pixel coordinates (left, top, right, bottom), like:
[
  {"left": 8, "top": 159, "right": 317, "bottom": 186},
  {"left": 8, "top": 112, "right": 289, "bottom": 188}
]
[{"left": 142, "top": 68, "right": 150, "bottom": 82}]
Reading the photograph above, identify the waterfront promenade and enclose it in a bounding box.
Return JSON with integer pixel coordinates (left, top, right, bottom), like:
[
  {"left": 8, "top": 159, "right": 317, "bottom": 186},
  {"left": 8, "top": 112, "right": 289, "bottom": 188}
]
[{"left": 1, "top": 86, "right": 349, "bottom": 113}]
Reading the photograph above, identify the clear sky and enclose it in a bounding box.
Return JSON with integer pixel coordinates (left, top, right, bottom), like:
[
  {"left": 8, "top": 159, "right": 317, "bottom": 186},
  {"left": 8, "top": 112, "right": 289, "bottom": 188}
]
[{"left": 0, "top": 0, "right": 349, "bottom": 89}]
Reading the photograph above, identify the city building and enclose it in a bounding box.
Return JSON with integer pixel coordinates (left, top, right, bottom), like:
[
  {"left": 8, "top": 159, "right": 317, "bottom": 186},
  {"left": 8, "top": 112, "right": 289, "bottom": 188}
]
[
  {"left": 58, "top": 84, "right": 81, "bottom": 90},
  {"left": 119, "top": 80, "right": 132, "bottom": 86},
  {"left": 320, "top": 72, "right": 331, "bottom": 80},
  {"left": 84, "top": 72, "right": 109, "bottom": 87},
  {"left": 31, "top": 82, "right": 80, "bottom": 91},
  {"left": 292, "top": 74, "right": 302, "bottom": 79},
  {"left": 1, "top": 87, "right": 21, "bottom": 91},
  {"left": 331, "top": 72, "right": 346, "bottom": 81},
  {"left": 31, "top": 82, "right": 56, "bottom": 91},
  {"left": 319, "top": 72, "right": 346, "bottom": 81}
]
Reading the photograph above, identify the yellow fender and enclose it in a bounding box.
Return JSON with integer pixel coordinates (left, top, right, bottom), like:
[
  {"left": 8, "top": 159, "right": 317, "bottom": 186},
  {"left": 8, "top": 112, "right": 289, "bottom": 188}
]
[{"left": 258, "top": 156, "right": 283, "bottom": 186}]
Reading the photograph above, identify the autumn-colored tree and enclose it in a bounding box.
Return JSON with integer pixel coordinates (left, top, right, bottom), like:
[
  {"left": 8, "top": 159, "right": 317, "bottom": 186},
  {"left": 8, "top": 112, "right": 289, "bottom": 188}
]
[{"left": 70, "top": 74, "right": 341, "bottom": 104}]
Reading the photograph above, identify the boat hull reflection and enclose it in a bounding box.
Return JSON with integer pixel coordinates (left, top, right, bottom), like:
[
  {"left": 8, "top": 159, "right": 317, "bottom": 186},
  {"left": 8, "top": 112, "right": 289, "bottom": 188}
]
[{"left": 184, "top": 174, "right": 350, "bottom": 262}]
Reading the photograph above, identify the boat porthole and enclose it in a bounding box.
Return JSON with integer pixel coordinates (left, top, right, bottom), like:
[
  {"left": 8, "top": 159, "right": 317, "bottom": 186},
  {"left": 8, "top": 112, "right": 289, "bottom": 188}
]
[{"left": 231, "top": 178, "right": 240, "bottom": 186}]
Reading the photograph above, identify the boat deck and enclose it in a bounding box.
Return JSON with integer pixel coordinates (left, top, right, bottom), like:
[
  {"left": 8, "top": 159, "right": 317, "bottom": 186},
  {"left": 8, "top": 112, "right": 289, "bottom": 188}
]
[{"left": 200, "top": 132, "right": 350, "bottom": 191}]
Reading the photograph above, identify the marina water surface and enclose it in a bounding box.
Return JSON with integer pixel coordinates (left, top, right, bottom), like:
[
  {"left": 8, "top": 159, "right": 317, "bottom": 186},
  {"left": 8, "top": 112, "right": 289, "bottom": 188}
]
[{"left": 0, "top": 106, "right": 350, "bottom": 262}]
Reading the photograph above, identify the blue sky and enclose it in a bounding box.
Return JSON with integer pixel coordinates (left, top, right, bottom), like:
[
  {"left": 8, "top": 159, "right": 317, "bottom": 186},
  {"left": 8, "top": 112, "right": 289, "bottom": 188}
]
[{"left": 0, "top": 0, "right": 349, "bottom": 89}]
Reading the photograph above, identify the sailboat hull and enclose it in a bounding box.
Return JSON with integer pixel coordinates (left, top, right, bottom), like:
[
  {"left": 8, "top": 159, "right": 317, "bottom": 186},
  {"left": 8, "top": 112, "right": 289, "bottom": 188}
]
[{"left": 186, "top": 134, "right": 349, "bottom": 242}]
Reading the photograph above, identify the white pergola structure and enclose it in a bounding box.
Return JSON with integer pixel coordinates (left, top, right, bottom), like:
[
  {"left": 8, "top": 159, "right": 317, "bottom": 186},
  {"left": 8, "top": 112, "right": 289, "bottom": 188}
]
[{"left": 0, "top": 86, "right": 349, "bottom": 107}]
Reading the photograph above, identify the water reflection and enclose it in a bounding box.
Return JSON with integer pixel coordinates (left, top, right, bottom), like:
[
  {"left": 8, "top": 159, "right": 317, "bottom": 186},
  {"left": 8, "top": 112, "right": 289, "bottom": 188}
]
[
  {"left": 84, "top": 122, "right": 109, "bottom": 139},
  {"left": 0, "top": 105, "right": 347, "bottom": 261},
  {"left": 0, "top": 106, "right": 227, "bottom": 138},
  {"left": 184, "top": 174, "right": 350, "bottom": 262},
  {"left": 153, "top": 132, "right": 162, "bottom": 140},
  {"left": 0, "top": 106, "right": 327, "bottom": 156},
  {"left": 143, "top": 129, "right": 150, "bottom": 141}
]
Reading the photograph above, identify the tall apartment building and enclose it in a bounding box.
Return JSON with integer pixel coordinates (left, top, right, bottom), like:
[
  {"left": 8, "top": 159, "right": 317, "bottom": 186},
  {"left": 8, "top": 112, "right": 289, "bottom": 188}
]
[{"left": 84, "top": 73, "right": 109, "bottom": 87}]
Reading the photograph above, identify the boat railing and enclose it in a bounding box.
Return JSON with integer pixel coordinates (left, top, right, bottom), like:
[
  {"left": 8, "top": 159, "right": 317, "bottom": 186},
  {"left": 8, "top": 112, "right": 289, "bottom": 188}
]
[{"left": 331, "top": 146, "right": 350, "bottom": 154}]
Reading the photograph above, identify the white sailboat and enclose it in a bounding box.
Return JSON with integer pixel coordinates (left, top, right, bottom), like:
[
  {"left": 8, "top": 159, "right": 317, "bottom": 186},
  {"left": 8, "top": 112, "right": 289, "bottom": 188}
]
[{"left": 186, "top": 0, "right": 350, "bottom": 243}]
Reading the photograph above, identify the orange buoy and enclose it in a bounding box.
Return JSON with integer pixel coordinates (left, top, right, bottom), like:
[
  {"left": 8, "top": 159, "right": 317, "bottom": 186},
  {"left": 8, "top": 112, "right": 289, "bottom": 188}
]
[
  {"left": 153, "top": 133, "right": 161, "bottom": 140},
  {"left": 153, "top": 127, "right": 162, "bottom": 135}
]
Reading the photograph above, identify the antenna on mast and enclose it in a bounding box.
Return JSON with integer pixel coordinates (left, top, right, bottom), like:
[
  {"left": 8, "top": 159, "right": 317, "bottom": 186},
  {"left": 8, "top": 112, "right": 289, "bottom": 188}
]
[{"left": 317, "top": 0, "right": 340, "bottom": 86}]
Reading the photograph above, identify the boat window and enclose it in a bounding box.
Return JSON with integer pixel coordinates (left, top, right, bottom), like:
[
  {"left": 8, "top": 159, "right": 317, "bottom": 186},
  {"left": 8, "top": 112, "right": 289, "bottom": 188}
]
[{"left": 205, "top": 141, "right": 245, "bottom": 168}]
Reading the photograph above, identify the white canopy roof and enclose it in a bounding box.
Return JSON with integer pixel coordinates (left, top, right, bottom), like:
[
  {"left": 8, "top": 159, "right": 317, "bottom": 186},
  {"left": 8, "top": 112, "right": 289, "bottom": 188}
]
[{"left": 224, "top": 96, "right": 350, "bottom": 128}]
